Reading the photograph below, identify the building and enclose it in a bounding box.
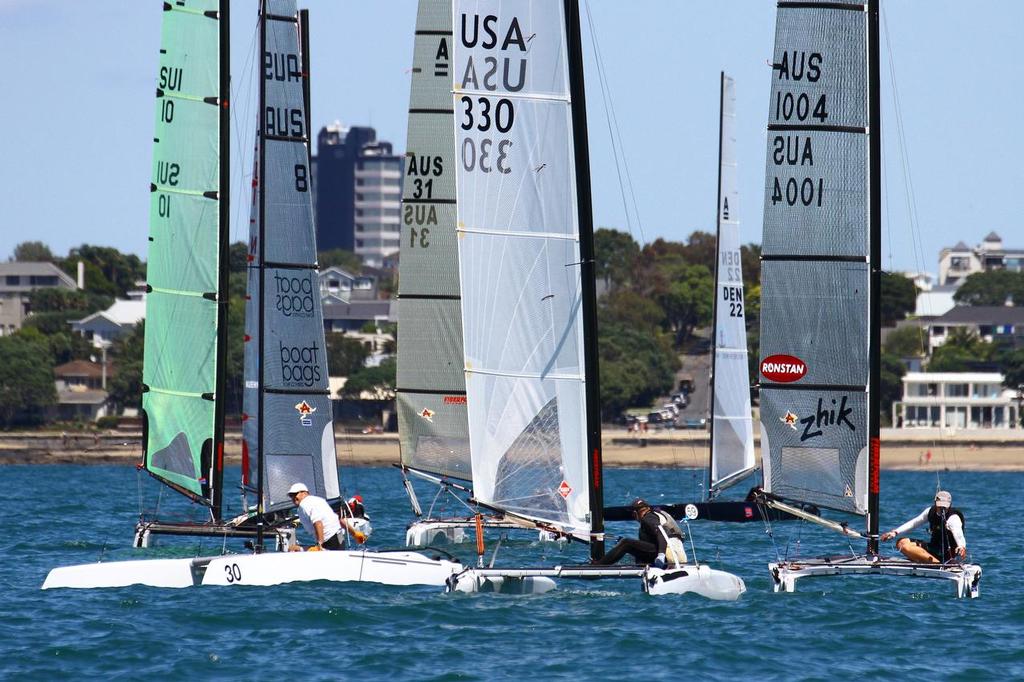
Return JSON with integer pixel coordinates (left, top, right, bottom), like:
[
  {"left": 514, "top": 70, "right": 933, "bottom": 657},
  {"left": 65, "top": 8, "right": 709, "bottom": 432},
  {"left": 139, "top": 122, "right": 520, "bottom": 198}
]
[
  {"left": 51, "top": 359, "right": 114, "bottom": 421},
  {"left": 0, "top": 262, "right": 77, "bottom": 335},
  {"left": 925, "top": 305, "right": 1024, "bottom": 354},
  {"left": 938, "top": 232, "right": 1024, "bottom": 285},
  {"left": 897, "top": 372, "right": 1019, "bottom": 430},
  {"left": 71, "top": 298, "right": 146, "bottom": 348},
  {"left": 914, "top": 282, "right": 959, "bottom": 318},
  {"left": 321, "top": 298, "right": 393, "bottom": 334},
  {"left": 315, "top": 123, "right": 403, "bottom": 266},
  {"left": 318, "top": 265, "right": 378, "bottom": 302}
]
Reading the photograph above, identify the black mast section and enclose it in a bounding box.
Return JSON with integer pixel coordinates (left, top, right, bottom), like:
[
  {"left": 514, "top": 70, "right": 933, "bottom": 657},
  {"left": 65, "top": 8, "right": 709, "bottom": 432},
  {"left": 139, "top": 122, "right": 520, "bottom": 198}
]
[
  {"left": 210, "top": 0, "right": 230, "bottom": 523},
  {"left": 706, "top": 71, "right": 725, "bottom": 499},
  {"left": 564, "top": 0, "right": 604, "bottom": 561},
  {"left": 867, "top": 0, "right": 882, "bottom": 554},
  {"left": 299, "top": 10, "right": 311, "bottom": 147},
  {"left": 255, "top": 0, "right": 268, "bottom": 553}
]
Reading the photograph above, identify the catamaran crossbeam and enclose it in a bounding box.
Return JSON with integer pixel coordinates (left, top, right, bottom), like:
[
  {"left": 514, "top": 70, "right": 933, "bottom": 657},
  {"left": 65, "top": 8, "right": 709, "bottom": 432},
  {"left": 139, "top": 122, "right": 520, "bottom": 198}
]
[
  {"left": 769, "top": 558, "right": 981, "bottom": 599},
  {"left": 133, "top": 520, "right": 295, "bottom": 551}
]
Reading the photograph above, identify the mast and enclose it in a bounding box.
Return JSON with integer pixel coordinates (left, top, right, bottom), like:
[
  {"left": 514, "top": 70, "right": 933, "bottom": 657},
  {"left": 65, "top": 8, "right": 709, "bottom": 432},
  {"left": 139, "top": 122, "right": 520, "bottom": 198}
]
[
  {"left": 299, "top": 9, "right": 311, "bottom": 149},
  {"left": 866, "top": 0, "right": 882, "bottom": 554},
  {"left": 564, "top": 0, "right": 604, "bottom": 560},
  {"left": 255, "top": 0, "right": 268, "bottom": 552},
  {"left": 707, "top": 71, "right": 725, "bottom": 498},
  {"left": 210, "top": 0, "right": 230, "bottom": 523}
]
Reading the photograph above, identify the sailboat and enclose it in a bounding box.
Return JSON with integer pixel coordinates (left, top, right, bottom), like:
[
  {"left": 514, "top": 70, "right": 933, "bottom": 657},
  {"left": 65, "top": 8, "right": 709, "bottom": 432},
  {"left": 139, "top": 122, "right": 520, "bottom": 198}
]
[
  {"left": 755, "top": 0, "right": 980, "bottom": 598},
  {"left": 44, "top": 0, "right": 462, "bottom": 590},
  {"left": 395, "top": 0, "right": 526, "bottom": 547},
  {"left": 442, "top": 0, "right": 744, "bottom": 599}
]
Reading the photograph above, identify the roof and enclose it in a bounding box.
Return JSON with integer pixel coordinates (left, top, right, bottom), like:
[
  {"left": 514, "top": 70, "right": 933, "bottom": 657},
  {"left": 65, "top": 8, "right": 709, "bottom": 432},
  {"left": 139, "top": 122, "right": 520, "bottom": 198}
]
[
  {"left": 932, "top": 306, "right": 1024, "bottom": 325},
  {"left": 322, "top": 299, "right": 392, "bottom": 320},
  {"left": 54, "top": 360, "right": 115, "bottom": 379},
  {"left": 73, "top": 299, "right": 146, "bottom": 327},
  {"left": 903, "top": 372, "right": 1003, "bottom": 383},
  {"left": 984, "top": 231, "right": 1002, "bottom": 242},
  {"left": 951, "top": 241, "right": 970, "bottom": 251},
  {"left": 0, "top": 262, "right": 76, "bottom": 288}
]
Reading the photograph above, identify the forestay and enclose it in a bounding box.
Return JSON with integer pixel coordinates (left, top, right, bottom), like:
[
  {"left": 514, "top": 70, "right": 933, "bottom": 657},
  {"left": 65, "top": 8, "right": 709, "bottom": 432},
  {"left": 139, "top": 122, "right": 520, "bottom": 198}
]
[
  {"left": 758, "top": 0, "right": 870, "bottom": 514},
  {"left": 243, "top": 0, "right": 340, "bottom": 513},
  {"left": 396, "top": 0, "right": 472, "bottom": 481},
  {"left": 710, "top": 74, "right": 755, "bottom": 493},
  {"left": 142, "top": 0, "right": 222, "bottom": 500},
  {"left": 453, "top": 1, "right": 591, "bottom": 535}
]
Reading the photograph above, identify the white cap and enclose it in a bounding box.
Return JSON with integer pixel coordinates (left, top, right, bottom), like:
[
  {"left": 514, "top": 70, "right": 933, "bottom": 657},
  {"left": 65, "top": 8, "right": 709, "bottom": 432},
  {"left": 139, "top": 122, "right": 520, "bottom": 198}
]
[
  {"left": 934, "top": 490, "right": 952, "bottom": 508},
  {"left": 288, "top": 482, "right": 309, "bottom": 495}
]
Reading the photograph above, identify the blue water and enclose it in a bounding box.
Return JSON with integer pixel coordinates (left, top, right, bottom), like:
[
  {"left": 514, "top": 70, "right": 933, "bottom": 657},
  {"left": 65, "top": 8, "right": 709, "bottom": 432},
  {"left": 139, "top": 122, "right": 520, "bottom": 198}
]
[{"left": 3, "top": 465, "right": 1022, "bottom": 679}]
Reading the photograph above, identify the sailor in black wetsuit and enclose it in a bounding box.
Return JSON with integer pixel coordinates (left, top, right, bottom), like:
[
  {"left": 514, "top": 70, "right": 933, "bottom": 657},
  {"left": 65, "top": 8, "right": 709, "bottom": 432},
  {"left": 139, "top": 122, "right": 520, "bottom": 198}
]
[
  {"left": 595, "top": 498, "right": 686, "bottom": 568},
  {"left": 880, "top": 490, "right": 967, "bottom": 563}
]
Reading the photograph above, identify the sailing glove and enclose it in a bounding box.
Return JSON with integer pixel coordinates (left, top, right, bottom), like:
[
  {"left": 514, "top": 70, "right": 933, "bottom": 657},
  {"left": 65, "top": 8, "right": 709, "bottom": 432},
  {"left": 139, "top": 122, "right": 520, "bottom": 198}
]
[{"left": 653, "top": 554, "right": 666, "bottom": 569}]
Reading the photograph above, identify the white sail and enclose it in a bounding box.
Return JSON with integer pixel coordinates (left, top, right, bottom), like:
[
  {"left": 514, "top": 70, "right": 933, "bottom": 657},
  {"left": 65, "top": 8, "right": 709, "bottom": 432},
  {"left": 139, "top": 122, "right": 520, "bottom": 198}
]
[
  {"left": 710, "top": 74, "right": 756, "bottom": 492},
  {"left": 453, "top": 1, "right": 590, "bottom": 534},
  {"left": 758, "top": 0, "right": 870, "bottom": 515},
  {"left": 396, "top": 0, "right": 472, "bottom": 481}
]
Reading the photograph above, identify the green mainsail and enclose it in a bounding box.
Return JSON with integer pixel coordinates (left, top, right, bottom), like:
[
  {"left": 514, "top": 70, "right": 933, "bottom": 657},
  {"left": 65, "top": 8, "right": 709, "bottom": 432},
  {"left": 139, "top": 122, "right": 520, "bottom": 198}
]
[{"left": 142, "top": 1, "right": 226, "bottom": 502}]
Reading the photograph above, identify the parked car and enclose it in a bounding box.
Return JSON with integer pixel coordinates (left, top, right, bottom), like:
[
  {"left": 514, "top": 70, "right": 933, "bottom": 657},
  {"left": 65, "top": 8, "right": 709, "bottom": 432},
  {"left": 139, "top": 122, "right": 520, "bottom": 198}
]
[{"left": 681, "top": 417, "right": 707, "bottom": 430}]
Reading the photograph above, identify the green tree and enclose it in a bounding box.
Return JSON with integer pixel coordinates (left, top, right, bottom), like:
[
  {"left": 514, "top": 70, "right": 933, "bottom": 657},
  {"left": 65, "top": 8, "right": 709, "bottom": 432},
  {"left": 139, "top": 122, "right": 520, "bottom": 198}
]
[
  {"left": 594, "top": 227, "right": 640, "bottom": 288},
  {"left": 879, "top": 272, "right": 917, "bottom": 326},
  {"left": 0, "top": 331, "right": 56, "bottom": 426},
  {"left": 883, "top": 325, "right": 927, "bottom": 357},
  {"left": 953, "top": 270, "right": 1024, "bottom": 307},
  {"left": 598, "top": 321, "right": 678, "bottom": 418},
  {"left": 598, "top": 289, "right": 665, "bottom": 333},
  {"left": 229, "top": 241, "right": 249, "bottom": 272},
  {"left": 880, "top": 352, "right": 906, "bottom": 425},
  {"left": 106, "top": 322, "right": 145, "bottom": 411},
  {"left": 12, "top": 241, "right": 55, "bottom": 262},
  {"left": 28, "top": 287, "right": 111, "bottom": 315},
  {"left": 657, "top": 263, "right": 714, "bottom": 347},
  {"left": 61, "top": 245, "right": 146, "bottom": 298},
  {"left": 341, "top": 358, "right": 396, "bottom": 400},
  {"left": 682, "top": 231, "right": 717, "bottom": 269},
  {"left": 326, "top": 333, "right": 370, "bottom": 377},
  {"left": 318, "top": 249, "right": 363, "bottom": 273},
  {"left": 741, "top": 243, "right": 761, "bottom": 289},
  {"left": 927, "top": 328, "right": 996, "bottom": 372}
]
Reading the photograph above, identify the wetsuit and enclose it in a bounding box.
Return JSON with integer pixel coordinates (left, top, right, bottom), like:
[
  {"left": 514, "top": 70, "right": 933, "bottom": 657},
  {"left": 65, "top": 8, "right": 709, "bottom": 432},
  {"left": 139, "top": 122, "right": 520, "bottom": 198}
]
[{"left": 596, "top": 509, "right": 685, "bottom": 565}]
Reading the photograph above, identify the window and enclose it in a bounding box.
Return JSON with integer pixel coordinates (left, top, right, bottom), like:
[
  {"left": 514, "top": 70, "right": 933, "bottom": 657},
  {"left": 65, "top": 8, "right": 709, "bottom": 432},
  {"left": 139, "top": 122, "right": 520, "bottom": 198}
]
[
  {"left": 945, "top": 383, "right": 968, "bottom": 398},
  {"left": 5, "top": 276, "right": 19, "bottom": 286}
]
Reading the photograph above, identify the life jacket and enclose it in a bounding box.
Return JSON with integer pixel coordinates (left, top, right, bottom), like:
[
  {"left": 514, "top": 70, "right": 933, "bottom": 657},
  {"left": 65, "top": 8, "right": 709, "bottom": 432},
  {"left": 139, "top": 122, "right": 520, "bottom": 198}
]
[
  {"left": 651, "top": 509, "right": 688, "bottom": 566},
  {"left": 928, "top": 506, "right": 964, "bottom": 557}
]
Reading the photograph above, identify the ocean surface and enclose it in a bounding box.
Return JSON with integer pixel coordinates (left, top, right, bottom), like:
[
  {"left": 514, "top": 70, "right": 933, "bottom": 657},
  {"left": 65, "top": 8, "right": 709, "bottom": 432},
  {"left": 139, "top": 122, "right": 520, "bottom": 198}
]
[{"left": 3, "top": 464, "right": 1022, "bottom": 680}]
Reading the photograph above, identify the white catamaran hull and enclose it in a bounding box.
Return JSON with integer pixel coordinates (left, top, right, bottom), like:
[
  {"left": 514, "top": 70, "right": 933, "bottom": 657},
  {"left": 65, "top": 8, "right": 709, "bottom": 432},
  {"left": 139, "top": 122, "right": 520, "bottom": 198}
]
[
  {"left": 769, "top": 557, "right": 982, "bottom": 599},
  {"left": 643, "top": 565, "right": 747, "bottom": 600},
  {"left": 43, "top": 550, "right": 462, "bottom": 590}
]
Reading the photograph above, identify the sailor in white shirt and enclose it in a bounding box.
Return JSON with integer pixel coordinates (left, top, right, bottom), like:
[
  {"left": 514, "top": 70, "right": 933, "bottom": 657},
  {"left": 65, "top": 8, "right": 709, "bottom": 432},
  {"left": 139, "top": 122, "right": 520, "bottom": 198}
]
[
  {"left": 286, "top": 483, "right": 366, "bottom": 551},
  {"left": 880, "top": 490, "right": 967, "bottom": 563}
]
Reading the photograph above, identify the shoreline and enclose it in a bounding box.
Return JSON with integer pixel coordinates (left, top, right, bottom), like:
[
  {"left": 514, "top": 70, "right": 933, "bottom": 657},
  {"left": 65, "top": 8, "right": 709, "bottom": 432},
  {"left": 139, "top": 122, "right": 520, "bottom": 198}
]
[{"left": 1, "top": 429, "right": 1021, "bottom": 471}]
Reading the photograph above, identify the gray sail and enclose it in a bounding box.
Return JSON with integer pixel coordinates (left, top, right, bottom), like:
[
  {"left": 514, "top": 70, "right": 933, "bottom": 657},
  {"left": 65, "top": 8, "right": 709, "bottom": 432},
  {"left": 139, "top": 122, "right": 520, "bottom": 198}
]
[
  {"left": 243, "top": 0, "right": 340, "bottom": 512},
  {"left": 758, "top": 0, "right": 870, "bottom": 515},
  {"left": 396, "top": 0, "right": 472, "bottom": 481}
]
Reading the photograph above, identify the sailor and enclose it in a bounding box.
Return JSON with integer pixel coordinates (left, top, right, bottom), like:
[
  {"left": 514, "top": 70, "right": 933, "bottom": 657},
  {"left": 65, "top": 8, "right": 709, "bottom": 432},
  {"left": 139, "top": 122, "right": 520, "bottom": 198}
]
[
  {"left": 287, "top": 482, "right": 366, "bottom": 551},
  {"left": 880, "top": 490, "right": 966, "bottom": 563},
  {"left": 343, "top": 494, "right": 373, "bottom": 541},
  {"left": 594, "top": 498, "right": 688, "bottom": 568}
]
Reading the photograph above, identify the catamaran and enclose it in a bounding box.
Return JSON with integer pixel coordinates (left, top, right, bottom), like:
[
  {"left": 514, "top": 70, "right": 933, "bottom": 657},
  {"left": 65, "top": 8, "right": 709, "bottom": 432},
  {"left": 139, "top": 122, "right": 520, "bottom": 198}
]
[
  {"left": 754, "top": 0, "right": 980, "bottom": 598},
  {"left": 44, "top": 0, "right": 462, "bottom": 590},
  {"left": 441, "top": 0, "right": 744, "bottom": 599}
]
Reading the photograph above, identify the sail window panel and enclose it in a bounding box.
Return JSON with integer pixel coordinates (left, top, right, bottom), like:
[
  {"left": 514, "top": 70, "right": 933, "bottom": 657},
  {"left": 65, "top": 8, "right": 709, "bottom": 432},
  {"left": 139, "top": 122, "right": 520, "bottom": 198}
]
[
  {"left": 711, "top": 350, "right": 755, "bottom": 489},
  {"left": 147, "top": 195, "right": 218, "bottom": 294},
  {"left": 143, "top": 291, "right": 217, "bottom": 394},
  {"left": 409, "top": 31, "right": 456, "bottom": 111},
  {"left": 397, "top": 299, "right": 465, "bottom": 390},
  {"left": 714, "top": 223, "right": 748, "bottom": 353},
  {"left": 456, "top": 99, "right": 577, "bottom": 237},
  {"left": 403, "top": 115, "right": 457, "bottom": 201},
  {"left": 152, "top": 101, "right": 219, "bottom": 192},
  {"left": 261, "top": 392, "right": 339, "bottom": 509},
  {"left": 263, "top": 139, "right": 317, "bottom": 266},
  {"left": 242, "top": 262, "right": 261, "bottom": 488},
  {"left": 398, "top": 204, "right": 460, "bottom": 295},
  {"left": 466, "top": 371, "right": 589, "bottom": 533},
  {"left": 397, "top": 392, "right": 471, "bottom": 480},
  {"left": 159, "top": 6, "right": 219, "bottom": 102},
  {"left": 762, "top": 131, "right": 867, "bottom": 257},
  {"left": 460, "top": 233, "right": 584, "bottom": 378},
  {"left": 760, "top": 260, "right": 868, "bottom": 386},
  {"left": 771, "top": 5, "right": 867, "bottom": 129},
  {"left": 260, "top": 267, "right": 330, "bottom": 392},
  {"left": 454, "top": 0, "right": 569, "bottom": 98},
  {"left": 760, "top": 388, "right": 868, "bottom": 514},
  {"left": 142, "top": 389, "right": 214, "bottom": 497}
]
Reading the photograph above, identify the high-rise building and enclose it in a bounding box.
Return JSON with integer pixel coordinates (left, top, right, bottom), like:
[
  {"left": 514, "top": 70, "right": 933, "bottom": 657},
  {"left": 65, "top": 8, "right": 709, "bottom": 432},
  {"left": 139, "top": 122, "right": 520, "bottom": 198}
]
[{"left": 315, "top": 123, "right": 403, "bottom": 267}]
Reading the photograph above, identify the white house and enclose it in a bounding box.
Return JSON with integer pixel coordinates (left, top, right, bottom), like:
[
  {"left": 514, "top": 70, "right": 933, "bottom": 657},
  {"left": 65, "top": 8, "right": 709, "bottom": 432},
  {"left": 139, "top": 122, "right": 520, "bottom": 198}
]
[
  {"left": 71, "top": 298, "right": 146, "bottom": 348},
  {"left": 897, "top": 372, "right": 1019, "bottom": 430}
]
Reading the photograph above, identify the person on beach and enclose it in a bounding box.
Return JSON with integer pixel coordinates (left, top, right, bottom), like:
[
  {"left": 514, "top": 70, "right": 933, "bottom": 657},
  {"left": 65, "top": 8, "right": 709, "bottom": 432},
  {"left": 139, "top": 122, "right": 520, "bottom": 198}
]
[
  {"left": 286, "top": 483, "right": 366, "bottom": 551},
  {"left": 880, "top": 490, "right": 966, "bottom": 563},
  {"left": 594, "top": 498, "right": 687, "bottom": 568}
]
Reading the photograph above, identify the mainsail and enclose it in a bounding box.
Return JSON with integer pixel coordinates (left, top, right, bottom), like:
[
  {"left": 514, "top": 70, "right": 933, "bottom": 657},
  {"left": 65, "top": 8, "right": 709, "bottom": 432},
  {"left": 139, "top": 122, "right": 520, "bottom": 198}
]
[
  {"left": 142, "top": 0, "right": 228, "bottom": 514},
  {"left": 396, "top": 0, "right": 472, "bottom": 481},
  {"left": 453, "top": 0, "right": 602, "bottom": 539},
  {"left": 709, "top": 73, "right": 755, "bottom": 493},
  {"left": 243, "top": 0, "right": 340, "bottom": 514},
  {"left": 758, "top": 0, "right": 871, "bottom": 515}
]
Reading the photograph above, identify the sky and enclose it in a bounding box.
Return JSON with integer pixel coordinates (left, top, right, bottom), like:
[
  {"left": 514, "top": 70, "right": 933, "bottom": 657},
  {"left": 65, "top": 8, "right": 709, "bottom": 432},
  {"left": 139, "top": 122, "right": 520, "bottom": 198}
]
[{"left": 1, "top": 1, "right": 1021, "bottom": 277}]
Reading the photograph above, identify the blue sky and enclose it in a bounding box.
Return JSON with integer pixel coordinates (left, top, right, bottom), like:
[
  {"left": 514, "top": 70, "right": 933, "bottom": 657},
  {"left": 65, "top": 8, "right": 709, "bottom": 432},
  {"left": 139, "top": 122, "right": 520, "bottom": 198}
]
[{"left": 1, "top": 1, "right": 1021, "bottom": 277}]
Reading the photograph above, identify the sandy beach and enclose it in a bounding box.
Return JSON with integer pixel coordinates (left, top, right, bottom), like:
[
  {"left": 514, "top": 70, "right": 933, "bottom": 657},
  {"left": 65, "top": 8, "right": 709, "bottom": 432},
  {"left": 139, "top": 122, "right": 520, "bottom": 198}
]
[{"left": 1, "top": 428, "right": 1021, "bottom": 471}]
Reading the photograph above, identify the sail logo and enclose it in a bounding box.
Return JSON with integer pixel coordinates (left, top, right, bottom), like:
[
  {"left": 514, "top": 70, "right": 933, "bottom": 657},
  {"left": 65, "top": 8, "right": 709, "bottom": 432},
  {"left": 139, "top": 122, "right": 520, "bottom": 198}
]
[
  {"left": 557, "top": 480, "right": 572, "bottom": 499},
  {"left": 760, "top": 354, "right": 807, "bottom": 383},
  {"left": 280, "top": 341, "right": 322, "bottom": 387},
  {"left": 273, "top": 273, "right": 315, "bottom": 318},
  {"left": 443, "top": 396, "right": 467, "bottom": 405},
  {"left": 294, "top": 400, "right": 316, "bottom": 427},
  {"left": 799, "top": 396, "right": 855, "bottom": 442},
  {"left": 419, "top": 407, "right": 435, "bottom": 422}
]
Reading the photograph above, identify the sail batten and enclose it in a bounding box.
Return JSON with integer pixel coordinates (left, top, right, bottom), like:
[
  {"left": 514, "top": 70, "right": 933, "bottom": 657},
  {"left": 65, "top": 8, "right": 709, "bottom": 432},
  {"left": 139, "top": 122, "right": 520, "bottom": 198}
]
[
  {"left": 758, "top": 0, "right": 871, "bottom": 515},
  {"left": 396, "top": 0, "right": 472, "bottom": 482}
]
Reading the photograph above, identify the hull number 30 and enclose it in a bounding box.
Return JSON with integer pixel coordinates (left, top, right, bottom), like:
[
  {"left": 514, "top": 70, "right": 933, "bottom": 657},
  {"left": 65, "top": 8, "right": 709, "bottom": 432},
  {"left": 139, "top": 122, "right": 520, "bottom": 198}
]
[{"left": 224, "top": 563, "right": 242, "bottom": 583}]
